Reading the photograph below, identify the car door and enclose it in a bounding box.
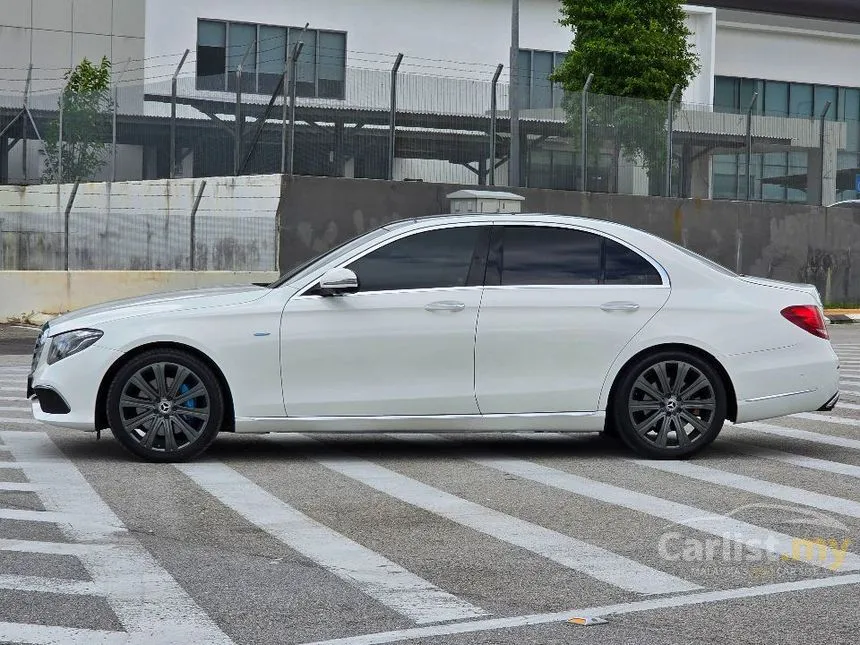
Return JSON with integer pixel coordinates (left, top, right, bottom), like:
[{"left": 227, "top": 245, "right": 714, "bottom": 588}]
[
  {"left": 474, "top": 223, "right": 671, "bottom": 414},
  {"left": 280, "top": 223, "right": 490, "bottom": 418}
]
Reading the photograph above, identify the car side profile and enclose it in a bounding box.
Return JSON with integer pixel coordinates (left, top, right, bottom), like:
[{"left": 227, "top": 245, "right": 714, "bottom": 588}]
[{"left": 27, "top": 213, "right": 839, "bottom": 462}]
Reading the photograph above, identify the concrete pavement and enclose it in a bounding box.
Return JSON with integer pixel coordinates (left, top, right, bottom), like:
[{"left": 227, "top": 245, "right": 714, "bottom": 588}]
[{"left": 0, "top": 328, "right": 857, "bottom": 643}]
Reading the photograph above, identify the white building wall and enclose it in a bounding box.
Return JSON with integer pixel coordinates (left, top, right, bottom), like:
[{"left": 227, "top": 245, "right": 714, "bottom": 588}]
[{"left": 715, "top": 13, "right": 860, "bottom": 86}]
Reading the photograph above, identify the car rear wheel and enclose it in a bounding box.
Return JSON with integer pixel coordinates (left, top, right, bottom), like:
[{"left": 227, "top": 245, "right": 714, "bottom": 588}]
[
  {"left": 106, "top": 349, "right": 224, "bottom": 462},
  {"left": 613, "top": 351, "right": 727, "bottom": 459}
]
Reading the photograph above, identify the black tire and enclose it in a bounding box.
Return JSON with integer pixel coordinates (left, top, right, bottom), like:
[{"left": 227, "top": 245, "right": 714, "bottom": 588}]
[
  {"left": 612, "top": 350, "right": 727, "bottom": 459},
  {"left": 106, "top": 349, "right": 224, "bottom": 463}
]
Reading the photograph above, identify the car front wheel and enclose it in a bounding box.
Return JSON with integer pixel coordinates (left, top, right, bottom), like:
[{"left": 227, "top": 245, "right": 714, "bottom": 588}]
[
  {"left": 613, "top": 351, "right": 727, "bottom": 459},
  {"left": 106, "top": 349, "right": 224, "bottom": 462}
]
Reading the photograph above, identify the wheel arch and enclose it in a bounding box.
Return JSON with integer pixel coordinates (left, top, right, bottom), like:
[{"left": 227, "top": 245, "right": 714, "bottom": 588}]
[
  {"left": 604, "top": 343, "right": 738, "bottom": 426},
  {"left": 94, "top": 342, "right": 236, "bottom": 432}
]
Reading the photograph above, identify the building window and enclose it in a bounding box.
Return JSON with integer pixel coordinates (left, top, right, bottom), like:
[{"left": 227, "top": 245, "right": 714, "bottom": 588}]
[
  {"left": 517, "top": 49, "right": 565, "bottom": 110},
  {"left": 196, "top": 19, "right": 347, "bottom": 99}
]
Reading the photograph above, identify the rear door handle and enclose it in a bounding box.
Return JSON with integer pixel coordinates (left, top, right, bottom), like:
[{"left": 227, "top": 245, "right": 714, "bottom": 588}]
[
  {"left": 425, "top": 300, "right": 466, "bottom": 312},
  {"left": 600, "top": 301, "right": 640, "bottom": 312}
]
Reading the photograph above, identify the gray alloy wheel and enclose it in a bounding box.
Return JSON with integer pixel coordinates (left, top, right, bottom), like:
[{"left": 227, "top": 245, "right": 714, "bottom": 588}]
[
  {"left": 106, "top": 349, "right": 224, "bottom": 462},
  {"left": 613, "top": 351, "right": 727, "bottom": 459}
]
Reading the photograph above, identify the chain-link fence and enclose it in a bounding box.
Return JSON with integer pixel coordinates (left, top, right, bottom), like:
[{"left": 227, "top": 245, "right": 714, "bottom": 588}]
[{"left": 3, "top": 62, "right": 860, "bottom": 205}]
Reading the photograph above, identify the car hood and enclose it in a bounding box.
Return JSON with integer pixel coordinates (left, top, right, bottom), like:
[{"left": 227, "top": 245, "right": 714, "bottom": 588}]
[
  {"left": 46, "top": 285, "right": 272, "bottom": 335},
  {"left": 740, "top": 276, "right": 822, "bottom": 305}
]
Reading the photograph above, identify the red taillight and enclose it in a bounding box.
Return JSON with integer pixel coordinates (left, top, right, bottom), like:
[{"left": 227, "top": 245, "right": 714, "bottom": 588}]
[{"left": 781, "top": 305, "right": 829, "bottom": 340}]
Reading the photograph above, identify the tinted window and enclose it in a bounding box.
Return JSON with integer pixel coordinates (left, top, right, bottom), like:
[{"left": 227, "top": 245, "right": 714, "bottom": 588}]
[
  {"left": 500, "top": 226, "right": 602, "bottom": 285},
  {"left": 347, "top": 227, "right": 480, "bottom": 292},
  {"left": 604, "top": 239, "right": 662, "bottom": 285}
]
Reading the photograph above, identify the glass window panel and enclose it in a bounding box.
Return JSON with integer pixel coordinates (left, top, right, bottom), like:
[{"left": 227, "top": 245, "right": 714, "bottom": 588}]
[
  {"left": 318, "top": 31, "right": 346, "bottom": 99},
  {"left": 346, "top": 227, "right": 480, "bottom": 292},
  {"left": 196, "top": 20, "right": 226, "bottom": 90},
  {"left": 712, "top": 154, "right": 739, "bottom": 199},
  {"left": 789, "top": 83, "right": 813, "bottom": 117},
  {"left": 739, "top": 78, "right": 762, "bottom": 114},
  {"left": 815, "top": 86, "right": 838, "bottom": 121},
  {"left": 762, "top": 152, "right": 787, "bottom": 202},
  {"left": 603, "top": 239, "right": 662, "bottom": 285},
  {"left": 288, "top": 28, "right": 317, "bottom": 97},
  {"left": 531, "top": 51, "right": 554, "bottom": 110},
  {"left": 843, "top": 89, "right": 860, "bottom": 122},
  {"left": 764, "top": 81, "right": 788, "bottom": 117},
  {"left": 552, "top": 52, "right": 565, "bottom": 109},
  {"left": 714, "top": 76, "right": 738, "bottom": 112},
  {"left": 500, "top": 226, "right": 602, "bottom": 286},
  {"left": 258, "top": 25, "right": 287, "bottom": 94},
  {"left": 227, "top": 23, "right": 256, "bottom": 73},
  {"left": 517, "top": 49, "right": 531, "bottom": 109}
]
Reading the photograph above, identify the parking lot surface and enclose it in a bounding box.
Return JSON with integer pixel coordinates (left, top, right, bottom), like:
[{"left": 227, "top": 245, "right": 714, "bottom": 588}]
[{"left": 0, "top": 326, "right": 858, "bottom": 644}]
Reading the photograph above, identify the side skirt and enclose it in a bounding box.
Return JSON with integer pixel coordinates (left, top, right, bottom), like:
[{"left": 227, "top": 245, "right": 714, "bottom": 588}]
[{"left": 233, "top": 411, "right": 606, "bottom": 434}]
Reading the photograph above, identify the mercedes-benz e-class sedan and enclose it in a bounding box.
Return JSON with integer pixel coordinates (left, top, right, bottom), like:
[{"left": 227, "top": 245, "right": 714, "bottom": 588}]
[{"left": 27, "top": 213, "right": 839, "bottom": 462}]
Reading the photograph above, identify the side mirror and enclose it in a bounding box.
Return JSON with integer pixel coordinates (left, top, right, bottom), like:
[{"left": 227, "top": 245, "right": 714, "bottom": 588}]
[{"left": 318, "top": 267, "right": 359, "bottom": 296}]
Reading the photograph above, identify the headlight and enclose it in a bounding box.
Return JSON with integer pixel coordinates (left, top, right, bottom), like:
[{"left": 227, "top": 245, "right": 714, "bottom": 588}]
[{"left": 47, "top": 329, "right": 104, "bottom": 365}]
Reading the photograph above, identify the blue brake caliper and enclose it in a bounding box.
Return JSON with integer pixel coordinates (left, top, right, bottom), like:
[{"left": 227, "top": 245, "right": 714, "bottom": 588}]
[{"left": 178, "top": 383, "right": 195, "bottom": 409}]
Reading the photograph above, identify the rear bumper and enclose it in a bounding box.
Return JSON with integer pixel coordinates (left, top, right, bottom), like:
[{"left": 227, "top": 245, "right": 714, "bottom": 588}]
[{"left": 817, "top": 392, "right": 840, "bottom": 412}]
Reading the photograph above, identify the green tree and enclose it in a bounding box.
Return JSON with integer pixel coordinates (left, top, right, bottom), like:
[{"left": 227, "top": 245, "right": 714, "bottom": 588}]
[
  {"left": 550, "top": 0, "right": 700, "bottom": 195},
  {"left": 42, "top": 56, "right": 113, "bottom": 183}
]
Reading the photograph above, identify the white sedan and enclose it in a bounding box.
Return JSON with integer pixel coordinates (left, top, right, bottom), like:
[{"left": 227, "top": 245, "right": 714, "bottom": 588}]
[{"left": 27, "top": 213, "right": 839, "bottom": 462}]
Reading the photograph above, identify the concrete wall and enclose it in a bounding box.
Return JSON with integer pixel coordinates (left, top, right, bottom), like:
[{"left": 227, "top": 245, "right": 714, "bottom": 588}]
[
  {"left": 277, "top": 175, "right": 860, "bottom": 304},
  {"left": 0, "top": 270, "right": 278, "bottom": 321},
  {"left": 0, "top": 174, "right": 280, "bottom": 271}
]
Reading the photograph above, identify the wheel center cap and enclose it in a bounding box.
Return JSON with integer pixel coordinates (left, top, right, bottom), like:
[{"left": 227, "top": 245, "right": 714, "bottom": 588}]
[
  {"left": 665, "top": 397, "right": 679, "bottom": 413},
  {"left": 158, "top": 400, "right": 173, "bottom": 415}
]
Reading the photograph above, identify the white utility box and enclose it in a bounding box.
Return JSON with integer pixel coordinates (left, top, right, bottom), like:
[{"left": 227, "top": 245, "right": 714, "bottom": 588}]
[{"left": 446, "top": 190, "right": 525, "bottom": 214}]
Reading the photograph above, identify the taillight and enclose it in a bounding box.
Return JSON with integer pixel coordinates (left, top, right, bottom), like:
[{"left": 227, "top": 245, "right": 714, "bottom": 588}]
[{"left": 781, "top": 305, "right": 829, "bottom": 340}]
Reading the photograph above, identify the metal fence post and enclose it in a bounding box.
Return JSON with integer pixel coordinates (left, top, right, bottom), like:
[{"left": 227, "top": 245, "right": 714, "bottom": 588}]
[
  {"left": 63, "top": 180, "right": 80, "bottom": 271},
  {"left": 234, "top": 40, "right": 255, "bottom": 176},
  {"left": 280, "top": 59, "right": 289, "bottom": 174},
  {"left": 57, "top": 89, "right": 64, "bottom": 187},
  {"left": 745, "top": 91, "right": 759, "bottom": 201},
  {"left": 170, "top": 49, "right": 190, "bottom": 180},
  {"left": 22, "top": 65, "right": 31, "bottom": 182},
  {"left": 819, "top": 100, "right": 832, "bottom": 206},
  {"left": 509, "top": 0, "right": 520, "bottom": 187},
  {"left": 489, "top": 64, "right": 504, "bottom": 187},
  {"left": 665, "top": 84, "right": 680, "bottom": 198},
  {"left": 580, "top": 73, "right": 594, "bottom": 192},
  {"left": 189, "top": 179, "right": 207, "bottom": 270},
  {"left": 111, "top": 58, "right": 131, "bottom": 183},
  {"left": 287, "top": 41, "right": 304, "bottom": 179},
  {"left": 388, "top": 53, "right": 404, "bottom": 181}
]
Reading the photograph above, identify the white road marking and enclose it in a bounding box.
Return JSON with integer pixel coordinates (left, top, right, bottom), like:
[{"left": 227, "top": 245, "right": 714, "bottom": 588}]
[
  {"left": 631, "top": 459, "right": 860, "bottom": 519},
  {"left": 177, "top": 461, "right": 488, "bottom": 625},
  {"left": 791, "top": 412, "right": 860, "bottom": 428},
  {"left": 0, "top": 481, "right": 39, "bottom": 491},
  {"left": 836, "top": 388, "right": 860, "bottom": 397},
  {"left": 0, "top": 396, "right": 27, "bottom": 402},
  {"left": 307, "top": 445, "right": 702, "bottom": 595},
  {"left": 298, "top": 573, "right": 860, "bottom": 645},
  {"left": 1, "top": 431, "right": 235, "bottom": 645},
  {"left": 732, "top": 421, "right": 860, "bottom": 450},
  {"left": 0, "top": 574, "right": 99, "bottom": 595},
  {"left": 725, "top": 441, "right": 860, "bottom": 479},
  {"left": 837, "top": 401, "right": 860, "bottom": 411},
  {"left": 0, "top": 418, "right": 39, "bottom": 424},
  {"left": 0, "top": 539, "right": 118, "bottom": 557},
  {"left": 0, "top": 406, "right": 30, "bottom": 412},
  {"left": 467, "top": 456, "right": 860, "bottom": 572},
  {"left": 0, "top": 623, "right": 128, "bottom": 645}
]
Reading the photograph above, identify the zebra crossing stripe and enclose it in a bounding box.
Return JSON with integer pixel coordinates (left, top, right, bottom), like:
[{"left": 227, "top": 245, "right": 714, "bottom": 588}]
[
  {"left": 0, "top": 574, "right": 99, "bottom": 596},
  {"left": 792, "top": 412, "right": 860, "bottom": 428},
  {"left": 732, "top": 421, "right": 860, "bottom": 450},
  {"left": 630, "top": 459, "right": 860, "bottom": 519},
  {"left": 307, "top": 442, "right": 702, "bottom": 595},
  {"left": 176, "top": 461, "right": 489, "bottom": 625},
  {"left": 0, "top": 431, "right": 235, "bottom": 645},
  {"left": 298, "top": 573, "right": 860, "bottom": 645},
  {"left": 468, "top": 456, "right": 860, "bottom": 572},
  {"left": 723, "top": 441, "right": 860, "bottom": 479}
]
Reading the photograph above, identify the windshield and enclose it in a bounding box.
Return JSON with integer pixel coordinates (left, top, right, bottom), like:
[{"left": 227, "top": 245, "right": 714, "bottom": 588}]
[
  {"left": 267, "top": 228, "right": 390, "bottom": 288},
  {"left": 668, "top": 242, "right": 739, "bottom": 277}
]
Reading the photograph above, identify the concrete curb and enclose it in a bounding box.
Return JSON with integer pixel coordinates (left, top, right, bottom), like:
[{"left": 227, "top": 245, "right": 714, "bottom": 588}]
[{"left": 825, "top": 311, "right": 860, "bottom": 324}]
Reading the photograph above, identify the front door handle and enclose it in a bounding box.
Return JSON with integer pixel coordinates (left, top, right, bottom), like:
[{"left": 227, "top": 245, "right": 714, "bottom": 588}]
[
  {"left": 425, "top": 300, "right": 466, "bottom": 312},
  {"left": 600, "top": 301, "right": 640, "bottom": 312}
]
